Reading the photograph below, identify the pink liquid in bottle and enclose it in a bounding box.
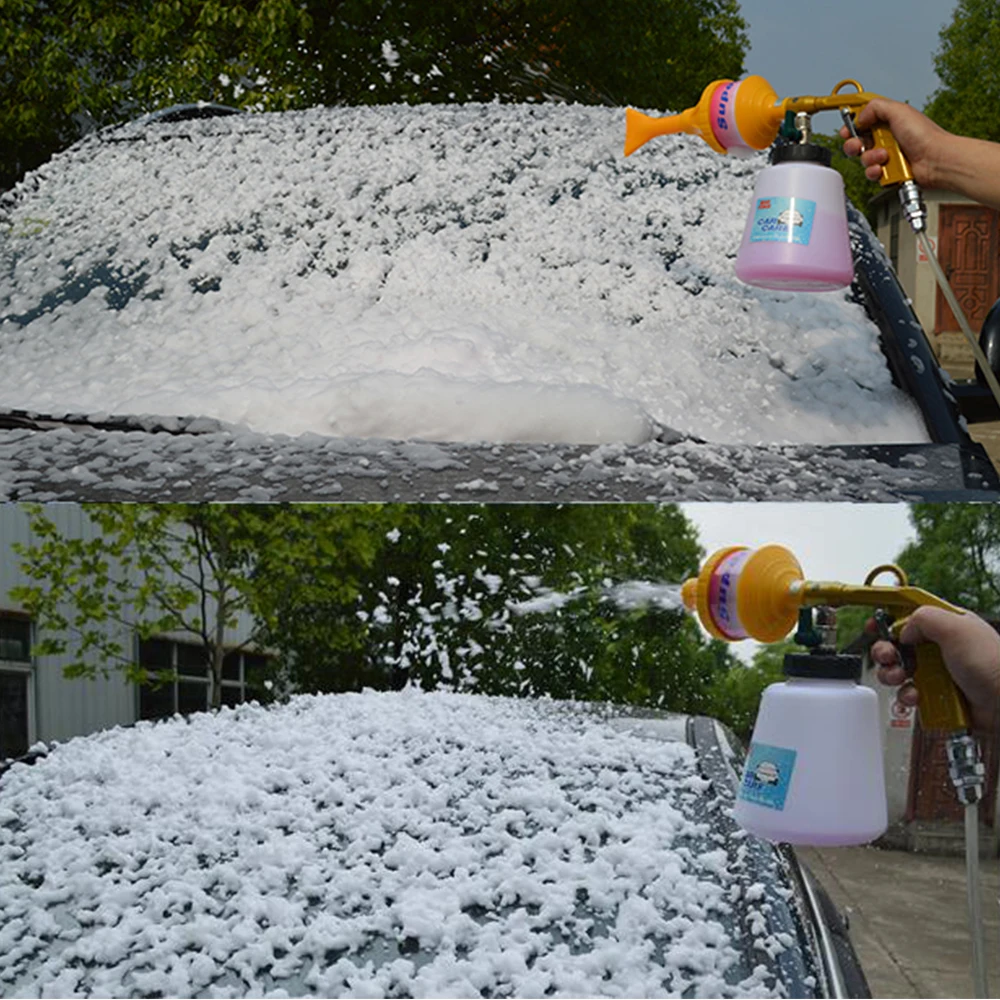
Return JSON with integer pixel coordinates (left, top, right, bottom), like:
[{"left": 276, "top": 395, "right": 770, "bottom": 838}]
[{"left": 735, "top": 145, "right": 854, "bottom": 292}]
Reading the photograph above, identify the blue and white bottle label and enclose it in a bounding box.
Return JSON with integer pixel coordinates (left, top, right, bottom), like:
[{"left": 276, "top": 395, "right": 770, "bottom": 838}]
[
  {"left": 748, "top": 196, "right": 817, "bottom": 245},
  {"left": 739, "top": 742, "right": 797, "bottom": 810}
]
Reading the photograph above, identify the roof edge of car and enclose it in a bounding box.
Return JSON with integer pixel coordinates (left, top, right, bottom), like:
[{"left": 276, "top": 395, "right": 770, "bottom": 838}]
[{"left": 127, "top": 103, "right": 245, "bottom": 126}]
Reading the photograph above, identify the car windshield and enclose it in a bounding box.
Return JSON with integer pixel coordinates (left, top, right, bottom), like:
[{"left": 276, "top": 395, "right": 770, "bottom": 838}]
[
  {"left": 0, "top": 104, "right": 926, "bottom": 449},
  {"left": 0, "top": 692, "right": 818, "bottom": 998}
]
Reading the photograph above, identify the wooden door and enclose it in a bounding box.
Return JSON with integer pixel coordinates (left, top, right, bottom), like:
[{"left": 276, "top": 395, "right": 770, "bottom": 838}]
[
  {"left": 907, "top": 719, "right": 997, "bottom": 825},
  {"left": 934, "top": 205, "right": 1000, "bottom": 334}
]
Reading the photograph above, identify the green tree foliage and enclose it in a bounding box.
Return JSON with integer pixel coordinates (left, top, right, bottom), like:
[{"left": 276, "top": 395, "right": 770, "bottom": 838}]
[
  {"left": 532, "top": 0, "right": 748, "bottom": 109},
  {"left": 12, "top": 501, "right": 742, "bottom": 721},
  {"left": 0, "top": 0, "right": 306, "bottom": 187},
  {"left": 895, "top": 503, "right": 1000, "bottom": 617},
  {"left": 10, "top": 503, "right": 379, "bottom": 707},
  {"left": 811, "top": 131, "right": 878, "bottom": 225},
  {"left": 256, "top": 503, "right": 739, "bottom": 714},
  {"left": 705, "top": 641, "right": 790, "bottom": 742},
  {"left": 834, "top": 603, "right": 872, "bottom": 652},
  {"left": 924, "top": 0, "right": 1000, "bottom": 141},
  {"left": 251, "top": 504, "right": 410, "bottom": 694},
  {"left": 1, "top": 0, "right": 748, "bottom": 189},
  {"left": 12, "top": 504, "right": 261, "bottom": 706}
]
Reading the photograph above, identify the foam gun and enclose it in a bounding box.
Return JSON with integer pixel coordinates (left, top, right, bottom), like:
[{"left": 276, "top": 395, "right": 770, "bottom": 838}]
[
  {"left": 625, "top": 76, "right": 1000, "bottom": 420},
  {"left": 626, "top": 77, "right": 928, "bottom": 291},
  {"left": 681, "top": 545, "right": 982, "bottom": 847},
  {"left": 625, "top": 75, "right": 926, "bottom": 234}
]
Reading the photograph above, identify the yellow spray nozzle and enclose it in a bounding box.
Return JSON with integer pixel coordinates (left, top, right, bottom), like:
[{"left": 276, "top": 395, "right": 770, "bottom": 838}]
[
  {"left": 684, "top": 545, "right": 971, "bottom": 732},
  {"left": 625, "top": 79, "right": 729, "bottom": 156},
  {"left": 625, "top": 105, "right": 703, "bottom": 156},
  {"left": 680, "top": 576, "right": 698, "bottom": 613},
  {"left": 625, "top": 75, "right": 783, "bottom": 158}
]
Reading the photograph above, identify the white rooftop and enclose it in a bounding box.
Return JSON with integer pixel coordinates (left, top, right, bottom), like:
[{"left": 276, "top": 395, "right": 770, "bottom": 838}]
[{"left": 0, "top": 691, "right": 799, "bottom": 998}]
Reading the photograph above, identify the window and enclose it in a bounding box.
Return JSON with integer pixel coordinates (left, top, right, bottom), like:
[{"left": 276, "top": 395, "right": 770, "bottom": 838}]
[
  {"left": 0, "top": 613, "right": 32, "bottom": 759},
  {"left": 138, "top": 638, "right": 211, "bottom": 721},
  {"left": 0, "top": 615, "right": 31, "bottom": 663},
  {"left": 222, "top": 649, "right": 269, "bottom": 705},
  {"left": 137, "top": 639, "right": 262, "bottom": 721},
  {"left": 0, "top": 673, "right": 29, "bottom": 759},
  {"left": 889, "top": 212, "right": 900, "bottom": 273}
]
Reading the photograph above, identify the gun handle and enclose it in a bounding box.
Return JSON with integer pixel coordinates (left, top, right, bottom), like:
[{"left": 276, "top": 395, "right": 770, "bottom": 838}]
[
  {"left": 868, "top": 124, "right": 915, "bottom": 188},
  {"left": 905, "top": 641, "right": 970, "bottom": 731}
]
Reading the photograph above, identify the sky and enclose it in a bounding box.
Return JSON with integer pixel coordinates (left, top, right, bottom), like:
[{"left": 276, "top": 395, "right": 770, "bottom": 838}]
[
  {"left": 680, "top": 502, "right": 916, "bottom": 659},
  {"left": 737, "top": 0, "right": 954, "bottom": 113}
]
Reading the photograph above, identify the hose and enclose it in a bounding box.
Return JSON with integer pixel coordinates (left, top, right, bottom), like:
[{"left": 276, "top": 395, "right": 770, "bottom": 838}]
[
  {"left": 947, "top": 732, "right": 989, "bottom": 998},
  {"left": 964, "top": 802, "right": 988, "bottom": 998}
]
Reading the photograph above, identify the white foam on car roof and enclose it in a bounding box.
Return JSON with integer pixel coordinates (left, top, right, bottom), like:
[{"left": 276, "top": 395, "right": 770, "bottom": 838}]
[
  {"left": 0, "top": 104, "right": 926, "bottom": 447},
  {"left": 0, "top": 691, "right": 792, "bottom": 998}
]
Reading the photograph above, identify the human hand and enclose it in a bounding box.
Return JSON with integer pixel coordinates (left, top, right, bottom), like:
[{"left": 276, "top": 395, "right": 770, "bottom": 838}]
[
  {"left": 839, "top": 98, "right": 951, "bottom": 190},
  {"left": 870, "top": 605, "right": 1000, "bottom": 733}
]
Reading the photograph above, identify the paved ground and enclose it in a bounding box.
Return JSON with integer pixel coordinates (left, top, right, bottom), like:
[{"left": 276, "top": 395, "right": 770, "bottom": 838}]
[{"left": 799, "top": 844, "right": 999, "bottom": 998}]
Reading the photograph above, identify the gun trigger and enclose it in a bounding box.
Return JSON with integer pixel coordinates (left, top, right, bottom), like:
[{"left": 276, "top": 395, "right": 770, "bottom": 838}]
[
  {"left": 840, "top": 106, "right": 872, "bottom": 153},
  {"left": 896, "top": 643, "right": 918, "bottom": 679},
  {"left": 873, "top": 609, "right": 917, "bottom": 678},
  {"left": 872, "top": 609, "right": 893, "bottom": 642},
  {"left": 840, "top": 107, "right": 859, "bottom": 140}
]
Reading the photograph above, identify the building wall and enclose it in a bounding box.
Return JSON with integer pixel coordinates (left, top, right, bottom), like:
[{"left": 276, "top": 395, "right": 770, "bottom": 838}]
[
  {"left": 0, "top": 504, "right": 257, "bottom": 751},
  {"left": 1, "top": 505, "right": 136, "bottom": 746},
  {"left": 860, "top": 665, "right": 915, "bottom": 830}
]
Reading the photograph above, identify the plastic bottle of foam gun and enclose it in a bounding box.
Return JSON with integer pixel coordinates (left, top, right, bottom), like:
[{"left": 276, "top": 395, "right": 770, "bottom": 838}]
[
  {"left": 695, "top": 546, "right": 888, "bottom": 847},
  {"left": 734, "top": 143, "right": 855, "bottom": 292},
  {"left": 733, "top": 653, "right": 888, "bottom": 846}
]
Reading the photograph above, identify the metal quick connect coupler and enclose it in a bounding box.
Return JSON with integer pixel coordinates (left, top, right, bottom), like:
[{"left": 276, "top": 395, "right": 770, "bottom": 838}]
[
  {"left": 946, "top": 733, "right": 986, "bottom": 806},
  {"left": 898, "top": 180, "right": 928, "bottom": 234}
]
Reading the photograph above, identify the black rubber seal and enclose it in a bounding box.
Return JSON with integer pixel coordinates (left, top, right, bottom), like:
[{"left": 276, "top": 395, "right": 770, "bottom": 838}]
[
  {"left": 783, "top": 652, "right": 862, "bottom": 681},
  {"left": 771, "top": 142, "right": 833, "bottom": 167}
]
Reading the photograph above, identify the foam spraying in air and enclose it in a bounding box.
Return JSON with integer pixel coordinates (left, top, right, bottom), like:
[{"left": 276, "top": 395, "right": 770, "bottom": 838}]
[{"left": 508, "top": 580, "right": 685, "bottom": 616}]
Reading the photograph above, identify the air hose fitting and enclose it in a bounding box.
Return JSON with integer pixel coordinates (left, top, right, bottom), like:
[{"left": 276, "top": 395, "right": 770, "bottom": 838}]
[
  {"left": 898, "top": 180, "right": 927, "bottom": 235},
  {"left": 946, "top": 733, "right": 986, "bottom": 805}
]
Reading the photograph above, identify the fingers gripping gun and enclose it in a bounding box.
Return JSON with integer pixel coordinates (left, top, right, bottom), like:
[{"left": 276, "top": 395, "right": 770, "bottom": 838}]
[
  {"left": 625, "top": 76, "right": 927, "bottom": 233},
  {"left": 681, "top": 545, "right": 983, "bottom": 805}
]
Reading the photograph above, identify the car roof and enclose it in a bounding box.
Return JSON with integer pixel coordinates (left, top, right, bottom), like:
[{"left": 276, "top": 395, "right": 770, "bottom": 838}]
[
  {"left": 120, "top": 103, "right": 243, "bottom": 128},
  {"left": 0, "top": 692, "right": 820, "bottom": 998}
]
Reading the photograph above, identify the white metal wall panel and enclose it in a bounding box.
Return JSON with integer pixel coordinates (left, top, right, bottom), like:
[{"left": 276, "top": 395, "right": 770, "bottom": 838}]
[{"left": 0, "top": 503, "right": 257, "bottom": 747}]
